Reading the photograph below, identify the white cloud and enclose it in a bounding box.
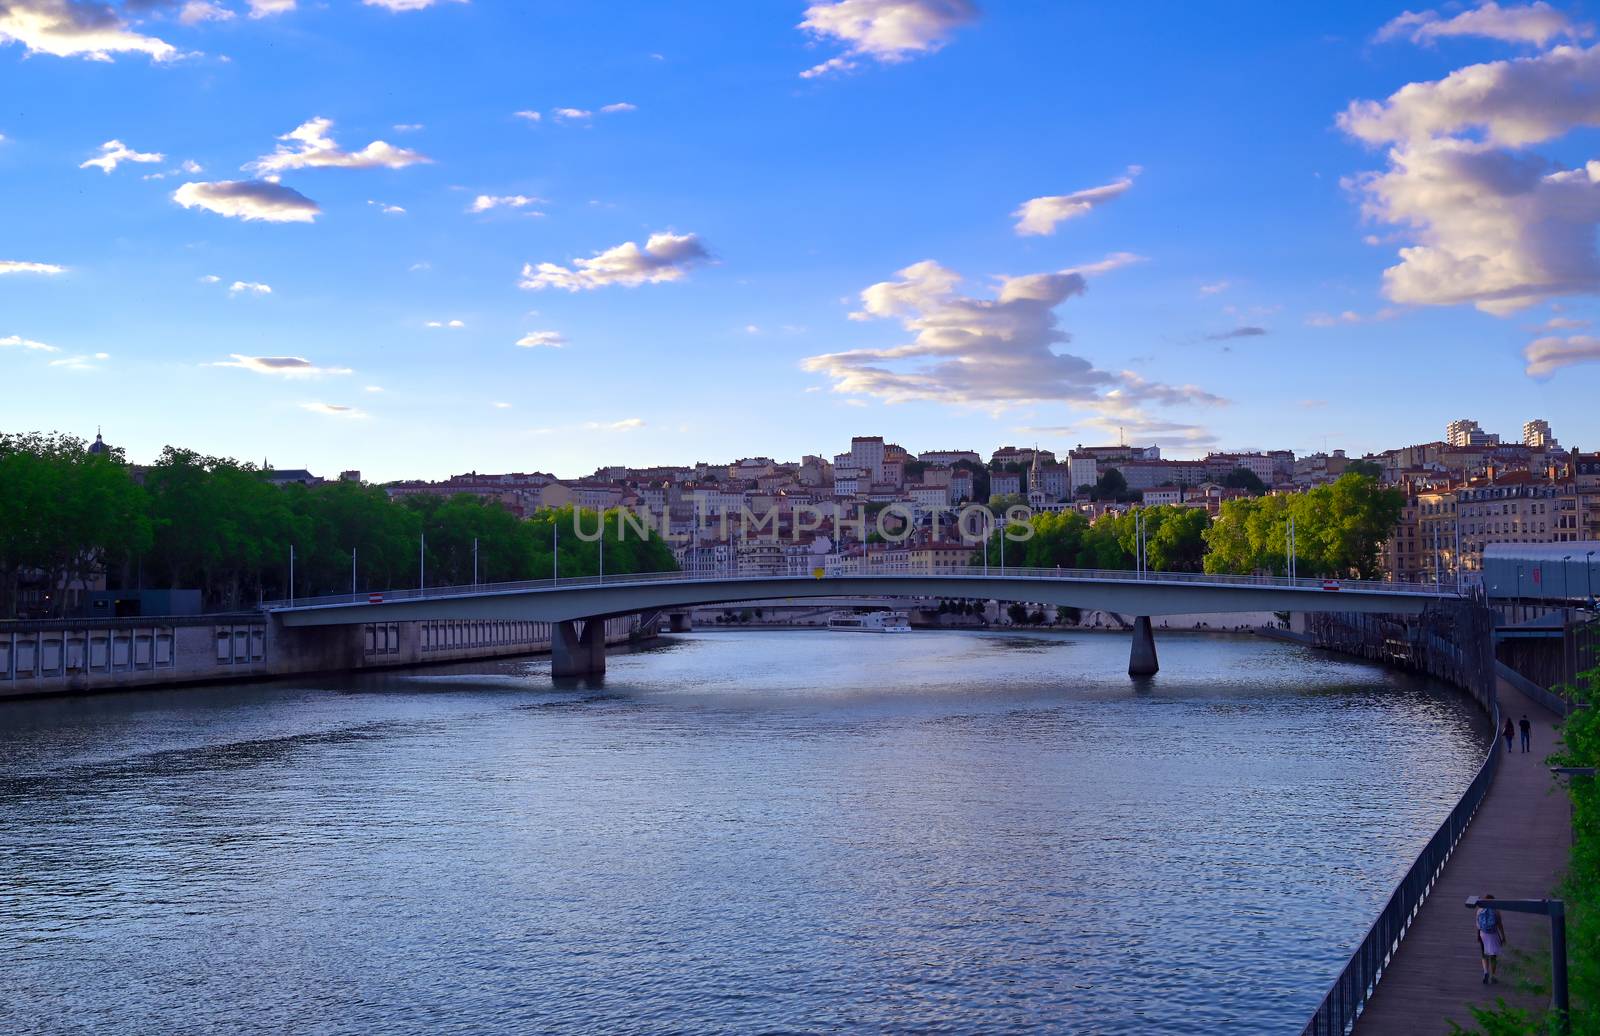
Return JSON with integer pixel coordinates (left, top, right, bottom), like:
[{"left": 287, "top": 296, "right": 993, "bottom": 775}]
[
  {"left": 368, "top": 199, "right": 406, "bottom": 214},
  {"left": 520, "top": 232, "right": 709, "bottom": 291},
  {"left": 49, "top": 351, "right": 108, "bottom": 370},
  {"left": 1340, "top": 43, "right": 1600, "bottom": 314},
  {"left": 248, "top": 0, "right": 295, "bottom": 16},
  {"left": 229, "top": 280, "right": 271, "bottom": 295},
  {"left": 1304, "top": 307, "right": 1402, "bottom": 326},
  {"left": 552, "top": 107, "right": 591, "bottom": 121},
  {"left": 80, "top": 139, "right": 164, "bottom": 173},
  {"left": 362, "top": 0, "right": 465, "bottom": 10},
  {"left": 599, "top": 102, "right": 636, "bottom": 113},
  {"left": 0, "top": 260, "right": 65, "bottom": 275},
  {"left": 492, "top": 401, "right": 512, "bottom": 409},
  {"left": 250, "top": 117, "right": 431, "bottom": 173},
  {"left": 0, "top": 0, "right": 178, "bottom": 61},
  {"left": 800, "top": 260, "right": 1224, "bottom": 425},
  {"left": 1376, "top": 2, "right": 1588, "bottom": 47},
  {"left": 1013, "top": 168, "right": 1139, "bottom": 236},
  {"left": 300, "top": 401, "right": 367, "bottom": 417},
  {"left": 211, "top": 354, "right": 352, "bottom": 377},
  {"left": 513, "top": 110, "right": 541, "bottom": 123},
  {"left": 468, "top": 193, "right": 543, "bottom": 213},
  {"left": 515, "top": 330, "right": 566, "bottom": 347},
  {"left": 174, "top": 180, "right": 320, "bottom": 222},
  {"left": 1199, "top": 280, "right": 1230, "bottom": 295},
  {"left": 584, "top": 418, "right": 644, "bottom": 431},
  {"left": 392, "top": 123, "right": 423, "bottom": 132},
  {"left": 799, "top": 0, "right": 978, "bottom": 78},
  {"left": 180, "top": 1, "right": 234, "bottom": 25},
  {"left": 1063, "top": 251, "right": 1144, "bottom": 277},
  {"left": 425, "top": 319, "right": 464, "bottom": 328},
  {"left": 1525, "top": 333, "right": 1600, "bottom": 374},
  {"left": 1540, "top": 315, "right": 1589, "bottom": 329},
  {"left": 363, "top": 385, "right": 383, "bottom": 393},
  {"left": 0, "top": 334, "right": 59, "bottom": 352}
]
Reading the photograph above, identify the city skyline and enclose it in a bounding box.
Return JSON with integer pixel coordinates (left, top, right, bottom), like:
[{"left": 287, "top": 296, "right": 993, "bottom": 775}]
[{"left": 5, "top": 1, "right": 1600, "bottom": 481}]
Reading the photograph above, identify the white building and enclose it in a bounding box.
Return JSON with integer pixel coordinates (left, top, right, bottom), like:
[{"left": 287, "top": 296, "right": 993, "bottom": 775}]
[{"left": 1523, "top": 419, "right": 1556, "bottom": 448}]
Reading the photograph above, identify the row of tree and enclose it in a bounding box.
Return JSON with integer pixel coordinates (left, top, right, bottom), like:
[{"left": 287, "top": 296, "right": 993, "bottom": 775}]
[
  {"left": 0, "top": 433, "right": 678, "bottom": 617},
  {"left": 975, "top": 473, "right": 1401, "bottom": 579}
]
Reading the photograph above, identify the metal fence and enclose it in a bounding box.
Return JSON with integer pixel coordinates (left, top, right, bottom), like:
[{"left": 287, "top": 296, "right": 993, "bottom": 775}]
[
  {"left": 1299, "top": 601, "right": 1501, "bottom": 1034},
  {"left": 263, "top": 565, "right": 1465, "bottom": 612}
]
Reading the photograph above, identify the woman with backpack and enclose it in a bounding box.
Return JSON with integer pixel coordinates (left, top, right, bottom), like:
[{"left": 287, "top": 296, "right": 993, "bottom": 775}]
[{"left": 1476, "top": 895, "right": 1506, "bottom": 983}]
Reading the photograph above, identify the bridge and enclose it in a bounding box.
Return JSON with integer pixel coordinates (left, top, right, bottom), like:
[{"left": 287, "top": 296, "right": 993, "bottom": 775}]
[{"left": 264, "top": 567, "right": 1465, "bottom": 679}]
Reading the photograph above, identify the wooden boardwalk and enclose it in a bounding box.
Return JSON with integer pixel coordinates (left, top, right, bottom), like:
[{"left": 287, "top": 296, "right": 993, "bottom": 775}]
[{"left": 1354, "top": 680, "right": 1571, "bottom": 1034}]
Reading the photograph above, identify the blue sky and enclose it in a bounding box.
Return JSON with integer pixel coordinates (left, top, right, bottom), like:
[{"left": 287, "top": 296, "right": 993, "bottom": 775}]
[{"left": 3, "top": 0, "right": 1598, "bottom": 480}]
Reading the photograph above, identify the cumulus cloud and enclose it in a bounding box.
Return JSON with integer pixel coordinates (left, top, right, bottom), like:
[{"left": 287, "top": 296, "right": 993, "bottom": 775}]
[
  {"left": 367, "top": 199, "right": 405, "bottom": 214},
  {"left": 551, "top": 107, "right": 591, "bottom": 121},
  {"left": 0, "top": 334, "right": 58, "bottom": 352},
  {"left": 174, "top": 180, "right": 320, "bottom": 222},
  {"left": 599, "top": 102, "right": 636, "bottom": 113},
  {"left": 248, "top": 0, "right": 294, "bottom": 15},
  {"left": 798, "top": 0, "right": 978, "bottom": 78},
  {"left": 229, "top": 280, "right": 271, "bottom": 295},
  {"left": 1375, "top": 2, "right": 1588, "bottom": 47},
  {"left": 0, "top": 0, "right": 178, "bottom": 61},
  {"left": 520, "top": 231, "right": 710, "bottom": 291},
  {"left": 515, "top": 330, "right": 565, "bottom": 347},
  {"left": 469, "top": 193, "right": 542, "bottom": 213},
  {"left": 250, "top": 117, "right": 430, "bottom": 173},
  {"left": 800, "top": 259, "right": 1225, "bottom": 432},
  {"left": 1204, "top": 326, "right": 1267, "bottom": 340},
  {"left": 300, "top": 402, "right": 366, "bottom": 417},
  {"left": 180, "top": 1, "right": 233, "bottom": 25},
  {"left": 1013, "top": 168, "right": 1140, "bottom": 236},
  {"left": 0, "top": 260, "right": 65, "bottom": 275},
  {"left": 1340, "top": 41, "right": 1600, "bottom": 315},
  {"left": 363, "top": 0, "right": 463, "bottom": 10},
  {"left": 513, "top": 110, "right": 541, "bottom": 123},
  {"left": 425, "top": 319, "right": 464, "bottom": 328},
  {"left": 211, "top": 354, "right": 352, "bottom": 376},
  {"left": 80, "top": 139, "right": 163, "bottom": 173},
  {"left": 1525, "top": 333, "right": 1600, "bottom": 374}
]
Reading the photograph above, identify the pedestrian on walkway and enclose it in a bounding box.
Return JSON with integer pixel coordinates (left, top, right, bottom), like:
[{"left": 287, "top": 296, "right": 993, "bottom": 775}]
[
  {"left": 1476, "top": 895, "right": 1506, "bottom": 984},
  {"left": 1502, "top": 717, "right": 1515, "bottom": 753},
  {"left": 1519, "top": 714, "right": 1531, "bottom": 753}
]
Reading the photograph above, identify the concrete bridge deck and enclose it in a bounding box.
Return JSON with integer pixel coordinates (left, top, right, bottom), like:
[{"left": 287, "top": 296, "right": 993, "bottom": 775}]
[{"left": 1352, "top": 678, "right": 1570, "bottom": 1034}]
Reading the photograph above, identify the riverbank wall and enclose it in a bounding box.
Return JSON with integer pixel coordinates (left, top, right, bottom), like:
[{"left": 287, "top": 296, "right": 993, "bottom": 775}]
[{"left": 0, "top": 613, "right": 651, "bottom": 700}]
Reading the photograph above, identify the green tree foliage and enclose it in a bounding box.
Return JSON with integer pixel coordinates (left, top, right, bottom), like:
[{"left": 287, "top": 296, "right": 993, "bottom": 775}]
[
  {"left": 974, "top": 506, "right": 1211, "bottom": 572},
  {"left": 1345, "top": 458, "right": 1384, "bottom": 479},
  {"left": 1222, "top": 467, "right": 1268, "bottom": 495},
  {"left": 0, "top": 434, "right": 678, "bottom": 615},
  {"left": 1091, "top": 467, "right": 1131, "bottom": 501},
  {"left": 0, "top": 432, "right": 152, "bottom": 617},
  {"left": 1202, "top": 473, "right": 1403, "bottom": 579}
]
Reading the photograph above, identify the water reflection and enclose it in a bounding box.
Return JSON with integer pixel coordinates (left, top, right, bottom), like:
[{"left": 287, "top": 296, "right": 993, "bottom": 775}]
[{"left": 0, "top": 629, "right": 1486, "bottom": 1034}]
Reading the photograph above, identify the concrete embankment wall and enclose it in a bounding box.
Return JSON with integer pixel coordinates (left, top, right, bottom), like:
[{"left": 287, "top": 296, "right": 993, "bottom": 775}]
[{"left": 0, "top": 614, "right": 647, "bottom": 700}]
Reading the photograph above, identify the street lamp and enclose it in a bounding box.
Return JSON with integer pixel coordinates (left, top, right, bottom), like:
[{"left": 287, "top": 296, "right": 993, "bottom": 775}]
[
  {"left": 1562, "top": 555, "right": 1572, "bottom": 603},
  {"left": 1465, "top": 896, "right": 1569, "bottom": 1033},
  {"left": 1588, "top": 550, "right": 1596, "bottom": 610}
]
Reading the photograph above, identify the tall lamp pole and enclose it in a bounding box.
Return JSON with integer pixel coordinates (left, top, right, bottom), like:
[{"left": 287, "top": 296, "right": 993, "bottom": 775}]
[{"left": 289, "top": 544, "right": 295, "bottom": 606}]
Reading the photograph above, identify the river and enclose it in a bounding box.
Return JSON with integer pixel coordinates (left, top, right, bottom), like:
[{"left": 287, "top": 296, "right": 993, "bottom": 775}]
[{"left": 0, "top": 629, "right": 1488, "bottom": 1034}]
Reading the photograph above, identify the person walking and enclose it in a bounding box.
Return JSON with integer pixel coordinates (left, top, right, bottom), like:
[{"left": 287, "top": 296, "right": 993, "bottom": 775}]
[
  {"left": 1502, "top": 717, "right": 1515, "bottom": 754},
  {"left": 1476, "top": 895, "right": 1507, "bottom": 984},
  {"left": 1519, "top": 714, "right": 1531, "bottom": 754}
]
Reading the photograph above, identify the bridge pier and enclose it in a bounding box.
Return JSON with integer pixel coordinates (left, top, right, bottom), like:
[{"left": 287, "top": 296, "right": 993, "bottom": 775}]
[
  {"left": 1129, "top": 615, "right": 1159, "bottom": 676},
  {"left": 551, "top": 618, "right": 607, "bottom": 678},
  {"left": 667, "top": 611, "right": 693, "bottom": 633}
]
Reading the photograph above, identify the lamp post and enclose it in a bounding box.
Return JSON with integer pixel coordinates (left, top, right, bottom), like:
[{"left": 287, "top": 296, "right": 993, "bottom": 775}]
[
  {"left": 1588, "top": 550, "right": 1596, "bottom": 609},
  {"left": 1465, "top": 896, "right": 1569, "bottom": 1034},
  {"left": 289, "top": 544, "right": 295, "bottom": 606},
  {"left": 1562, "top": 554, "right": 1572, "bottom": 603}
]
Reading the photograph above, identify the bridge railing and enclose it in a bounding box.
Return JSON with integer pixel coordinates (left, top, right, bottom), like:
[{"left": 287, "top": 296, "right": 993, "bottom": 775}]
[{"left": 262, "top": 564, "right": 1465, "bottom": 612}]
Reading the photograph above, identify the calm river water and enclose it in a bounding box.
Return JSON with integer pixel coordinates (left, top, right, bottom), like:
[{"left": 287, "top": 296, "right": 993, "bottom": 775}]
[{"left": 0, "top": 629, "right": 1488, "bottom": 1034}]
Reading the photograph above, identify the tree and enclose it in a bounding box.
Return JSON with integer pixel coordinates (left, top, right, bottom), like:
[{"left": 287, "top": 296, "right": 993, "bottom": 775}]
[
  {"left": 1223, "top": 467, "right": 1268, "bottom": 495},
  {"left": 1202, "top": 473, "right": 1402, "bottom": 579},
  {"left": 1091, "top": 468, "right": 1129, "bottom": 501},
  {"left": 1345, "top": 458, "right": 1384, "bottom": 480},
  {"left": 1006, "top": 602, "right": 1028, "bottom": 624}
]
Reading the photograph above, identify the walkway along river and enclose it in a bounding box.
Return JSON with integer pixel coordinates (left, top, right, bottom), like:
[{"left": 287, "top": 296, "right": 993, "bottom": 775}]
[{"left": 0, "top": 629, "right": 1490, "bottom": 1034}]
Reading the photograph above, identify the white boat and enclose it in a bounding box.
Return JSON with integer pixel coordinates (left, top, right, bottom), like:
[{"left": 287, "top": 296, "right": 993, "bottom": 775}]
[{"left": 827, "top": 611, "right": 912, "bottom": 633}]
